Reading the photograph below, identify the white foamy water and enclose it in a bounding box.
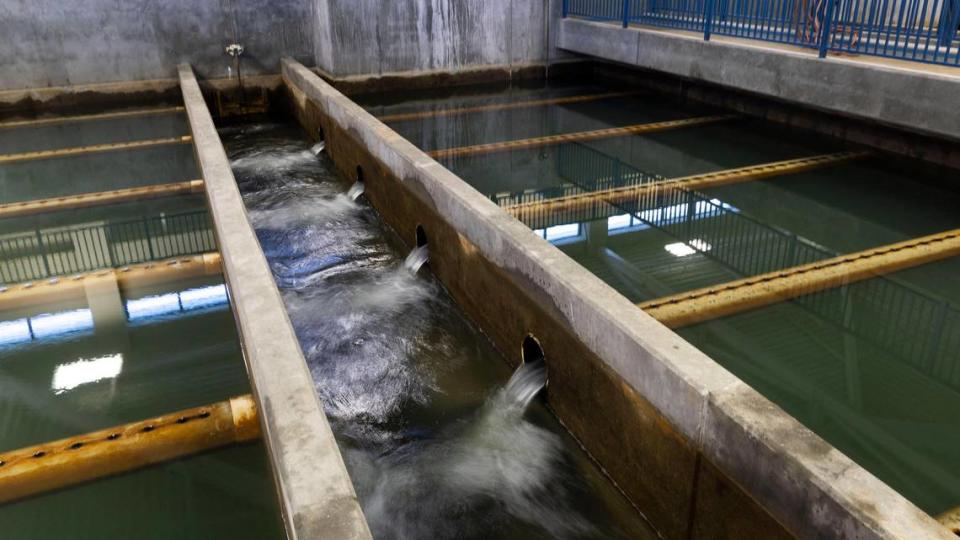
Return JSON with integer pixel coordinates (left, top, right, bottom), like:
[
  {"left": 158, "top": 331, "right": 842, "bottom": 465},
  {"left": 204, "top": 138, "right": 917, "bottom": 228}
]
[
  {"left": 247, "top": 193, "right": 357, "bottom": 231},
  {"left": 352, "top": 361, "right": 592, "bottom": 540},
  {"left": 347, "top": 180, "right": 365, "bottom": 201},
  {"left": 311, "top": 141, "right": 326, "bottom": 154},
  {"left": 230, "top": 147, "right": 318, "bottom": 177},
  {"left": 222, "top": 122, "right": 652, "bottom": 540},
  {"left": 403, "top": 245, "right": 429, "bottom": 275}
]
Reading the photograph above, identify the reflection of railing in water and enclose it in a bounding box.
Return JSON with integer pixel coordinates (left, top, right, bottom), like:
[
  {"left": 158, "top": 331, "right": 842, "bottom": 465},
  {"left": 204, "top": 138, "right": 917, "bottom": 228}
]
[
  {"left": 499, "top": 142, "right": 834, "bottom": 275},
  {"left": 800, "top": 270, "right": 960, "bottom": 388},
  {"left": 504, "top": 141, "right": 960, "bottom": 391},
  {"left": 0, "top": 210, "right": 216, "bottom": 284}
]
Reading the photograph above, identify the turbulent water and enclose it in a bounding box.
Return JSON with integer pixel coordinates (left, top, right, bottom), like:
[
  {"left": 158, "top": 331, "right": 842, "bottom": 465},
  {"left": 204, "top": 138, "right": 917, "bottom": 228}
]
[
  {"left": 222, "top": 122, "right": 651, "bottom": 540},
  {"left": 403, "top": 244, "right": 429, "bottom": 275},
  {"left": 347, "top": 180, "right": 365, "bottom": 201}
]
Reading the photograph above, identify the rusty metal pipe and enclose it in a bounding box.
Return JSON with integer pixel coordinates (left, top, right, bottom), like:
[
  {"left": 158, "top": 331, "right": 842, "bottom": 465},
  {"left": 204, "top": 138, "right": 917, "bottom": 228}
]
[
  {"left": 0, "top": 106, "right": 186, "bottom": 130},
  {"left": 0, "top": 395, "right": 259, "bottom": 505},
  {"left": 641, "top": 230, "right": 960, "bottom": 329},
  {"left": 0, "top": 252, "right": 222, "bottom": 311},
  {"left": 938, "top": 506, "right": 960, "bottom": 534},
  {"left": 506, "top": 151, "right": 868, "bottom": 224},
  {"left": 0, "top": 180, "right": 205, "bottom": 219},
  {"left": 427, "top": 115, "right": 735, "bottom": 160},
  {"left": 0, "top": 136, "right": 193, "bottom": 165},
  {"left": 378, "top": 91, "right": 642, "bottom": 123}
]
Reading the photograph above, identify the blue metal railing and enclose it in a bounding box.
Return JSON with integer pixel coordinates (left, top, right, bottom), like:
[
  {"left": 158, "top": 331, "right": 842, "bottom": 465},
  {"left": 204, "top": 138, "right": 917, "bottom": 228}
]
[{"left": 564, "top": 0, "right": 960, "bottom": 65}]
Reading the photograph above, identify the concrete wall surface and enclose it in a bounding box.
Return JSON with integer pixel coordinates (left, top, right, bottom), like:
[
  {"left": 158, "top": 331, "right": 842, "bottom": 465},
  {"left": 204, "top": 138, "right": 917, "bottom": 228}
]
[
  {"left": 1, "top": 0, "right": 565, "bottom": 92},
  {"left": 557, "top": 18, "right": 960, "bottom": 142},
  {"left": 0, "top": 0, "right": 314, "bottom": 90},
  {"left": 310, "top": 0, "right": 564, "bottom": 77}
]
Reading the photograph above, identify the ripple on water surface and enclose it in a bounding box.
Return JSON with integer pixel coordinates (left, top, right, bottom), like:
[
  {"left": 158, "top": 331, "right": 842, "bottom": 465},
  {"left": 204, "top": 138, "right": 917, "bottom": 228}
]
[{"left": 222, "top": 122, "right": 654, "bottom": 539}]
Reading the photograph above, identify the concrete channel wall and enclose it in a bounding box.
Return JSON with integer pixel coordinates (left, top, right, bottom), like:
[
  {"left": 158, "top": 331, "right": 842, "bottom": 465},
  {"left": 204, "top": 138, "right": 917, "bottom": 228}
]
[
  {"left": 177, "top": 64, "right": 372, "bottom": 540},
  {"left": 281, "top": 57, "right": 954, "bottom": 540},
  {"left": 557, "top": 19, "right": 960, "bottom": 143}
]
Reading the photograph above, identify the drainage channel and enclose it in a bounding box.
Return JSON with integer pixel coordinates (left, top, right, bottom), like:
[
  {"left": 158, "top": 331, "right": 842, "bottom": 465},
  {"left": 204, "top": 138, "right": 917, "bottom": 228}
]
[
  {"left": 360, "top": 81, "right": 960, "bottom": 521},
  {"left": 220, "top": 121, "right": 656, "bottom": 539},
  {"left": 0, "top": 103, "right": 286, "bottom": 538}
]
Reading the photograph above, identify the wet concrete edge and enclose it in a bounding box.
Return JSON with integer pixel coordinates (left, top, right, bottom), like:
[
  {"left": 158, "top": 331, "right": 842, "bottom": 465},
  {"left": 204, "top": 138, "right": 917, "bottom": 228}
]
[
  {"left": 281, "top": 56, "right": 955, "bottom": 540},
  {"left": 178, "top": 64, "right": 373, "bottom": 540}
]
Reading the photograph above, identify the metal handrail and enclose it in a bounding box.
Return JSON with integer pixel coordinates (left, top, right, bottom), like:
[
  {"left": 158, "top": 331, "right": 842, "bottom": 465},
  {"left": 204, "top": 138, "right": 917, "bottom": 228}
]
[
  {"left": 564, "top": 0, "right": 960, "bottom": 65},
  {"left": 0, "top": 210, "right": 216, "bottom": 284}
]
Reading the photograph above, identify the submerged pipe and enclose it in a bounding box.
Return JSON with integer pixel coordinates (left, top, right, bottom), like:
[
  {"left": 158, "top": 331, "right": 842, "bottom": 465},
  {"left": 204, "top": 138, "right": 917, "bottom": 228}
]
[
  {"left": 0, "top": 136, "right": 193, "bottom": 165},
  {"left": 377, "top": 91, "right": 641, "bottom": 123},
  {"left": 0, "top": 395, "right": 260, "bottom": 505},
  {"left": 0, "top": 107, "right": 186, "bottom": 131},
  {"left": 0, "top": 180, "right": 205, "bottom": 219},
  {"left": 426, "top": 115, "right": 734, "bottom": 160}
]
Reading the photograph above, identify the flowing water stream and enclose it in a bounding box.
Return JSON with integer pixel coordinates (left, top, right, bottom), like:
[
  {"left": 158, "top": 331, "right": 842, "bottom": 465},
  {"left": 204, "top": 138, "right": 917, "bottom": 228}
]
[{"left": 220, "top": 122, "right": 654, "bottom": 539}]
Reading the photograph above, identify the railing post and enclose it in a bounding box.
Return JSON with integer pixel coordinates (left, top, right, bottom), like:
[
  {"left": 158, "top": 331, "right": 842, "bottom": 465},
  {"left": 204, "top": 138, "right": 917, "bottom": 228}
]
[
  {"left": 622, "top": 0, "right": 630, "bottom": 27},
  {"left": 818, "top": 0, "right": 837, "bottom": 58},
  {"left": 142, "top": 217, "right": 156, "bottom": 260},
  {"left": 704, "top": 0, "right": 715, "bottom": 40},
  {"left": 34, "top": 230, "right": 51, "bottom": 277},
  {"left": 562, "top": 0, "right": 568, "bottom": 18}
]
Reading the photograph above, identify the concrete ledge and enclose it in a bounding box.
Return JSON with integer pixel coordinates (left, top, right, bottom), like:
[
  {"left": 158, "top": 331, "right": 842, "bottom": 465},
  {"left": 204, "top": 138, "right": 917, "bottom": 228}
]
[
  {"left": 0, "top": 74, "right": 282, "bottom": 120},
  {"left": 310, "top": 60, "right": 592, "bottom": 97},
  {"left": 558, "top": 18, "right": 960, "bottom": 143},
  {"left": 282, "top": 56, "right": 953, "bottom": 539},
  {"left": 178, "top": 64, "right": 372, "bottom": 540}
]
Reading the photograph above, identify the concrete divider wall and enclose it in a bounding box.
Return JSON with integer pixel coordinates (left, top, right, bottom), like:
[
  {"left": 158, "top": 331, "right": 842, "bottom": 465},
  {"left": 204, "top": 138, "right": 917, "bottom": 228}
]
[
  {"left": 557, "top": 19, "right": 960, "bottom": 145},
  {"left": 281, "top": 57, "right": 953, "bottom": 540},
  {"left": 178, "top": 64, "right": 372, "bottom": 540}
]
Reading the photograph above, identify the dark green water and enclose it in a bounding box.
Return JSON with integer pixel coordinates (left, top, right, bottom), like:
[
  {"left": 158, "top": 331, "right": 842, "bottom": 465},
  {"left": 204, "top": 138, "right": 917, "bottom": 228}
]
[
  {"left": 0, "top": 276, "right": 285, "bottom": 539},
  {"left": 0, "top": 108, "right": 285, "bottom": 538},
  {"left": 678, "top": 258, "right": 960, "bottom": 514},
  {"left": 0, "top": 194, "right": 208, "bottom": 236},
  {"left": 0, "top": 145, "right": 198, "bottom": 204},
  {"left": 0, "top": 277, "right": 241, "bottom": 448},
  {"left": 0, "top": 111, "right": 189, "bottom": 154},
  {"left": 365, "top": 82, "right": 960, "bottom": 516}
]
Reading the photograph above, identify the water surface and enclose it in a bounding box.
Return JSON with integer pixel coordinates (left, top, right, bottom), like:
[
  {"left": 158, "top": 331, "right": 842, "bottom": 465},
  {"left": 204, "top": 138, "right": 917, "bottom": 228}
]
[{"left": 223, "top": 121, "right": 654, "bottom": 539}]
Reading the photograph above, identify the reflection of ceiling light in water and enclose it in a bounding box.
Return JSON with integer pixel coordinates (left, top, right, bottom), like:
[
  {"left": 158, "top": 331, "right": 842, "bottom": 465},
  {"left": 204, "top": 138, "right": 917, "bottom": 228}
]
[
  {"left": 180, "top": 284, "right": 228, "bottom": 310},
  {"left": 664, "top": 239, "right": 712, "bottom": 258},
  {"left": 31, "top": 309, "right": 94, "bottom": 338},
  {"left": 52, "top": 353, "right": 123, "bottom": 395},
  {"left": 126, "top": 284, "right": 229, "bottom": 321}
]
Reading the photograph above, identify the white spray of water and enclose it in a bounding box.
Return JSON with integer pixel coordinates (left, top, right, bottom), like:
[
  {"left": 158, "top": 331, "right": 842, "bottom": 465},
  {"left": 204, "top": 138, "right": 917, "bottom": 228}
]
[
  {"left": 357, "top": 360, "right": 595, "bottom": 539},
  {"left": 347, "top": 181, "right": 365, "bottom": 201},
  {"left": 311, "top": 141, "right": 326, "bottom": 155},
  {"left": 247, "top": 193, "right": 356, "bottom": 230},
  {"left": 403, "top": 245, "right": 429, "bottom": 275},
  {"left": 498, "top": 360, "right": 547, "bottom": 412}
]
